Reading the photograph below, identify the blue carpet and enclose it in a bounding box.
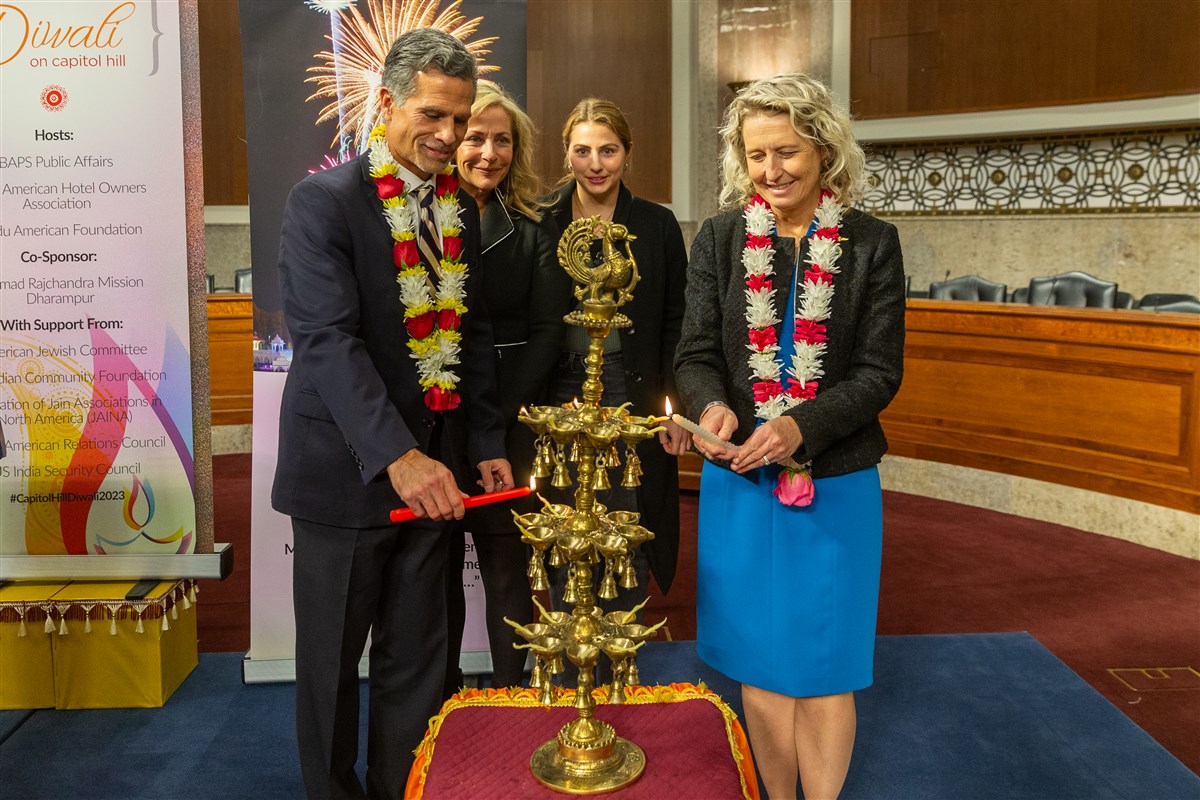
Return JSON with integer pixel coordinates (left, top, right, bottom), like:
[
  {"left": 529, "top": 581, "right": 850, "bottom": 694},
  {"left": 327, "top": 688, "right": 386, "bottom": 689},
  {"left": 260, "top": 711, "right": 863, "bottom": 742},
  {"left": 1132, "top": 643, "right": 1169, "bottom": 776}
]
[{"left": 0, "top": 633, "right": 1195, "bottom": 799}]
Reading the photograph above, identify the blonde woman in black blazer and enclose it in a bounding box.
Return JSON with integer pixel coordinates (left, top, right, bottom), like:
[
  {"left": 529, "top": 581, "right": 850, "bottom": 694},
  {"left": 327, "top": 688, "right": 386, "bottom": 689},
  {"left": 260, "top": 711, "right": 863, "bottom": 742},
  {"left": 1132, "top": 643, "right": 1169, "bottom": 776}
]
[
  {"left": 675, "top": 74, "right": 905, "bottom": 799},
  {"left": 450, "top": 81, "right": 573, "bottom": 687}
]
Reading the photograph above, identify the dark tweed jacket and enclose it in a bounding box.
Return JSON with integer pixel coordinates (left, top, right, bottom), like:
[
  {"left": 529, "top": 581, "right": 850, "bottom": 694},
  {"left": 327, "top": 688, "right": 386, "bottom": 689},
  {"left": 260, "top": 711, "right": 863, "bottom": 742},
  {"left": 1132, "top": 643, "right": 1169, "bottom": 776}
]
[{"left": 674, "top": 206, "right": 905, "bottom": 477}]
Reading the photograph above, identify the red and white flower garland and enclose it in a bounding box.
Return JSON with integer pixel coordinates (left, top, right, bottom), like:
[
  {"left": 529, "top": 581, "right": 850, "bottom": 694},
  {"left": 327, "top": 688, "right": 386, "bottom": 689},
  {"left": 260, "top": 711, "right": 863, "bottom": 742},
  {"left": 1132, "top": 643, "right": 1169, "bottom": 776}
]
[
  {"left": 742, "top": 188, "right": 846, "bottom": 505},
  {"left": 367, "top": 124, "right": 468, "bottom": 411}
]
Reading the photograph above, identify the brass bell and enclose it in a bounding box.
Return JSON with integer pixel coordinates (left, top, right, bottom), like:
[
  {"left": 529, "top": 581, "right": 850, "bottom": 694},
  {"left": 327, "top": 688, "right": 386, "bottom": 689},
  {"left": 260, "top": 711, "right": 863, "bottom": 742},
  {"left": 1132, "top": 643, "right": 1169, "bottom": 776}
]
[
  {"left": 627, "top": 660, "right": 640, "bottom": 686},
  {"left": 547, "top": 547, "right": 564, "bottom": 568},
  {"left": 552, "top": 463, "right": 572, "bottom": 488},
  {"left": 593, "top": 467, "right": 611, "bottom": 491},
  {"left": 610, "top": 675, "right": 626, "bottom": 705},
  {"left": 599, "top": 567, "right": 618, "bottom": 600},
  {"left": 530, "top": 562, "right": 549, "bottom": 592},
  {"left": 532, "top": 447, "right": 553, "bottom": 479},
  {"left": 620, "top": 563, "right": 639, "bottom": 590},
  {"left": 563, "top": 574, "right": 578, "bottom": 605},
  {"left": 621, "top": 455, "right": 642, "bottom": 488},
  {"left": 529, "top": 661, "right": 544, "bottom": 688},
  {"left": 538, "top": 680, "right": 554, "bottom": 706}
]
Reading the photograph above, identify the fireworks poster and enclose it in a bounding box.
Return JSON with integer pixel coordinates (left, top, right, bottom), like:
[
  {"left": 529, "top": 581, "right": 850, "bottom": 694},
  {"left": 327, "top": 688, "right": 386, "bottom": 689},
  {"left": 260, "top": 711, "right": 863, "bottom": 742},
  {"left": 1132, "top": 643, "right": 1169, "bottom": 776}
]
[
  {"left": 0, "top": 1, "right": 197, "bottom": 558},
  {"left": 239, "top": 0, "right": 527, "bottom": 678}
]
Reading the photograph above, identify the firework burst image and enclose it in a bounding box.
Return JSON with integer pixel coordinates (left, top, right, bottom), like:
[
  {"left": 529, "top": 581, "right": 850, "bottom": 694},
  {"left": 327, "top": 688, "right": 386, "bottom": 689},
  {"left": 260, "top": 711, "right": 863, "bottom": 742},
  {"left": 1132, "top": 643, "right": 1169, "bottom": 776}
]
[{"left": 307, "top": 0, "right": 499, "bottom": 158}]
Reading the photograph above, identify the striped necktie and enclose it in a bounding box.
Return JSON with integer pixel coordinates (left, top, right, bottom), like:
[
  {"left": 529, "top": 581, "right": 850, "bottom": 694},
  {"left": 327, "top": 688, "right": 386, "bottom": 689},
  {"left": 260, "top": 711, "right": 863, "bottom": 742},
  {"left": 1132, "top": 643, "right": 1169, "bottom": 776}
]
[{"left": 416, "top": 184, "right": 442, "bottom": 279}]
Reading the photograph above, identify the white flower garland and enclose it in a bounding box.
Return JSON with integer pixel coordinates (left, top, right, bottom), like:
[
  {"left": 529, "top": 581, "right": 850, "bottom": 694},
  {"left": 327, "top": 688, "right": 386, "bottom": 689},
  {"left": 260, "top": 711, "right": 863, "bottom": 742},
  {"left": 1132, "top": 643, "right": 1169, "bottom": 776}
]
[
  {"left": 742, "top": 190, "right": 846, "bottom": 421},
  {"left": 367, "top": 124, "right": 469, "bottom": 410}
]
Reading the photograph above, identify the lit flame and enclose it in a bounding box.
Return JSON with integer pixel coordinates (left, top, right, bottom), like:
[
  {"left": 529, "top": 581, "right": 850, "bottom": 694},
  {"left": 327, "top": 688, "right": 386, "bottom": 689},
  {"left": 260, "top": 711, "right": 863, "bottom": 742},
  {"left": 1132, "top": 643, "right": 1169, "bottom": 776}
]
[
  {"left": 528, "top": 474, "right": 536, "bottom": 491},
  {"left": 664, "top": 397, "right": 673, "bottom": 416},
  {"left": 519, "top": 405, "right": 528, "bottom": 416}
]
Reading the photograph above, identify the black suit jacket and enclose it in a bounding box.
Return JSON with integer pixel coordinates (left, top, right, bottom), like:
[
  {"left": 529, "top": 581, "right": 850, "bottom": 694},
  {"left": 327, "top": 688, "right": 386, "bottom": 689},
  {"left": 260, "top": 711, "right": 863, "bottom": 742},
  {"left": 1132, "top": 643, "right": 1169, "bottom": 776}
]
[
  {"left": 674, "top": 206, "right": 905, "bottom": 478},
  {"left": 469, "top": 197, "right": 572, "bottom": 532},
  {"left": 272, "top": 153, "right": 506, "bottom": 528},
  {"left": 546, "top": 181, "right": 687, "bottom": 591}
]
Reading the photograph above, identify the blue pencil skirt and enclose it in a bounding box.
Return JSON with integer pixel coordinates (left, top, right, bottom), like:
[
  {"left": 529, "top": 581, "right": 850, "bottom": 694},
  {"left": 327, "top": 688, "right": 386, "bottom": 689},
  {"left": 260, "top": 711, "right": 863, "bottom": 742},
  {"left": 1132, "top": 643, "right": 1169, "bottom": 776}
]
[{"left": 695, "top": 461, "right": 883, "bottom": 697}]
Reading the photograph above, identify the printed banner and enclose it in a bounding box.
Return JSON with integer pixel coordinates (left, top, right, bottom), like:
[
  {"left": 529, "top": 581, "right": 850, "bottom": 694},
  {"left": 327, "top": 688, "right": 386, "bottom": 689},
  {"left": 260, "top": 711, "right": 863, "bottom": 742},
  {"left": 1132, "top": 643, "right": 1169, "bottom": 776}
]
[
  {"left": 238, "top": 0, "right": 527, "bottom": 675},
  {"left": 0, "top": 1, "right": 196, "bottom": 556}
]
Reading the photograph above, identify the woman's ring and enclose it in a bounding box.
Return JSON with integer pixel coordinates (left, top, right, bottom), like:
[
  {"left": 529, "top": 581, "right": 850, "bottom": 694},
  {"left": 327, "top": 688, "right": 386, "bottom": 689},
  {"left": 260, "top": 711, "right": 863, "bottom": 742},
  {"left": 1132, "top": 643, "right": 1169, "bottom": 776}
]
[{"left": 762, "top": 455, "right": 770, "bottom": 466}]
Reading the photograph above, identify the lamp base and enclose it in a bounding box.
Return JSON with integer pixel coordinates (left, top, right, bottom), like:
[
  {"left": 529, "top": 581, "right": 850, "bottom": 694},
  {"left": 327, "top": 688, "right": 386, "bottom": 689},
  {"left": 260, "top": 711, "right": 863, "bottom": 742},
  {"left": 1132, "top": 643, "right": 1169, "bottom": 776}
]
[{"left": 529, "top": 736, "right": 645, "bottom": 795}]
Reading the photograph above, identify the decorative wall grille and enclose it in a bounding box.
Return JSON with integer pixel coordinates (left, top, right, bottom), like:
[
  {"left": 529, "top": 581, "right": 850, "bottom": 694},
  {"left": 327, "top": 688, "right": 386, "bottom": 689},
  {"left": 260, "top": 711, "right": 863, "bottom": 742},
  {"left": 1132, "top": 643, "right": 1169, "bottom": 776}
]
[{"left": 862, "top": 127, "right": 1200, "bottom": 216}]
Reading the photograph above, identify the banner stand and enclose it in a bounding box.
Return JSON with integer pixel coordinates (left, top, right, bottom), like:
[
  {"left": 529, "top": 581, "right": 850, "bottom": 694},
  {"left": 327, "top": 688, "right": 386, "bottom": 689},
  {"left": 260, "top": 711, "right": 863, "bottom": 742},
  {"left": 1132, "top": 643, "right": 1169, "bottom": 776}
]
[
  {"left": 0, "top": 1, "right": 228, "bottom": 581},
  {"left": 242, "top": 651, "right": 496, "bottom": 686},
  {"left": 0, "top": 544, "right": 232, "bottom": 582}
]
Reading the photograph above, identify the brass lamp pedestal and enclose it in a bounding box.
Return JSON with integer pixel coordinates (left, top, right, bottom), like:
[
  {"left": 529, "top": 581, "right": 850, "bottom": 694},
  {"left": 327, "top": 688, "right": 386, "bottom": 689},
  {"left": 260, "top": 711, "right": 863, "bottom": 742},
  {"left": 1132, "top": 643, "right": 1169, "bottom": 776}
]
[{"left": 513, "top": 217, "right": 661, "bottom": 794}]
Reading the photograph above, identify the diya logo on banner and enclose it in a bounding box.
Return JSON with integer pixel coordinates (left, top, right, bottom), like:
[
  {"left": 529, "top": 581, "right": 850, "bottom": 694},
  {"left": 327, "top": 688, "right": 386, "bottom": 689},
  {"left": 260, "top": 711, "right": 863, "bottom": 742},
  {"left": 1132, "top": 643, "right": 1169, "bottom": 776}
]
[{"left": 0, "top": 0, "right": 195, "bottom": 557}]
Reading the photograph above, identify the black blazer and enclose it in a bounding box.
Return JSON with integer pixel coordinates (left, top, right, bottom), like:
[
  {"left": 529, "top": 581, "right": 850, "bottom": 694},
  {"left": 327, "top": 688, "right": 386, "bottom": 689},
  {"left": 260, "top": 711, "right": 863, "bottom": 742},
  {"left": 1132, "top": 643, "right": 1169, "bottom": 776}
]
[
  {"left": 272, "top": 153, "right": 506, "bottom": 528},
  {"left": 674, "top": 206, "right": 905, "bottom": 478},
  {"left": 546, "top": 181, "right": 688, "bottom": 592},
  {"left": 469, "top": 197, "right": 572, "bottom": 533}
]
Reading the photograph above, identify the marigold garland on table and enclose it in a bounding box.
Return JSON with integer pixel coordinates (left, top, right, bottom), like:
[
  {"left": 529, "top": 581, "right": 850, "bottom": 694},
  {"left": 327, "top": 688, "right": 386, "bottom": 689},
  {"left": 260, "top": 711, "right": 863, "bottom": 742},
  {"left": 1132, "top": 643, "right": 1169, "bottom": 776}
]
[
  {"left": 742, "top": 188, "right": 846, "bottom": 507},
  {"left": 367, "top": 123, "right": 469, "bottom": 411}
]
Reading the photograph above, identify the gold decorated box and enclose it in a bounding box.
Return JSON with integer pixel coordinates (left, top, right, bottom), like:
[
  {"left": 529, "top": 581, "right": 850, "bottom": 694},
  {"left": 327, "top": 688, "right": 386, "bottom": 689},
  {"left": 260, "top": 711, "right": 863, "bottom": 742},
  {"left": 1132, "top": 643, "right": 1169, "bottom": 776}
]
[
  {"left": 49, "top": 580, "right": 198, "bottom": 709},
  {"left": 0, "top": 581, "right": 70, "bottom": 710}
]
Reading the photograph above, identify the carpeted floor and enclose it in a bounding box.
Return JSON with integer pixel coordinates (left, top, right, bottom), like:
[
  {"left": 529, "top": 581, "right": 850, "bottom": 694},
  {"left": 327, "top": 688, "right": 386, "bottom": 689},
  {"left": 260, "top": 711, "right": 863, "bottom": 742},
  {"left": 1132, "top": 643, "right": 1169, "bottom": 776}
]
[
  {"left": 1, "top": 636, "right": 1196, "bottom": 799},
  {"left": 198, "top": 453, "right": 1200, "bottom": 774}
]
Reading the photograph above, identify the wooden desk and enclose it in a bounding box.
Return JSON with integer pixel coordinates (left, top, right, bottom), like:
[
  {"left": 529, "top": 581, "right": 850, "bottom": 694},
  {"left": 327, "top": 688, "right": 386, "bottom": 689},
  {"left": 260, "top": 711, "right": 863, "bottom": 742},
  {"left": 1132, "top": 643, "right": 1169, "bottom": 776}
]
[
  {"left": 208, "top": 295, "right": 1198, "bottom": 512},
  {"left": 886, "top": 301, "right": 1198, "bottom": 513},
  {"left": 206, "top": 293, "right": 253, "bottom": 426},
  {"left": 679, "top": 302, "right": 1199, "bottom": 513}
]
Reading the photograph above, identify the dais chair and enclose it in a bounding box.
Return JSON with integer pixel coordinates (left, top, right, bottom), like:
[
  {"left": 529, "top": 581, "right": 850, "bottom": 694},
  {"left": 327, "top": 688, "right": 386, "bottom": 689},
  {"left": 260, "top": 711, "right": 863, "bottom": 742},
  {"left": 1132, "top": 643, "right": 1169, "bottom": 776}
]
[
  {"left": 929, "top": 275, "right": 1008, "bottom": 302},
  {"left": 1027, "top": 271, "right": 1117, "bottom": 308},
  {"left": 1138, "top": 293, "right": 1199, "bottom": 309},
  {"left": 234, "top": 268, "right": 253, "bottom": 294}
]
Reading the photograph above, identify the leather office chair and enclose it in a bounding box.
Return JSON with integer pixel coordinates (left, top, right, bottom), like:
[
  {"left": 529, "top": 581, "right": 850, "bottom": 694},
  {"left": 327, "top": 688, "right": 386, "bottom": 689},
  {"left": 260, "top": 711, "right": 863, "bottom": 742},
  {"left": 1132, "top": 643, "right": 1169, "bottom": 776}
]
[
  {"left": 929, "top": 275, "right": 1008, "bottom": 302},
  {"left": 234, "top": 268, "right": 253, "bottom": 294},
  {"left": 1027, "top": 271, "right": 1117, "bottom": 308},
  {"left": 1115, "top": 291, "right": 1135, "bottom": 309},
  {"left": 1009, "top": 287, "right": 1029, "bottom": 303},
  {"left": 1139, "top": 298, "right": 1200, "bottom": 314},
  {"left": 1138, "top": 293, "right": 1199, "bottom": 309}
]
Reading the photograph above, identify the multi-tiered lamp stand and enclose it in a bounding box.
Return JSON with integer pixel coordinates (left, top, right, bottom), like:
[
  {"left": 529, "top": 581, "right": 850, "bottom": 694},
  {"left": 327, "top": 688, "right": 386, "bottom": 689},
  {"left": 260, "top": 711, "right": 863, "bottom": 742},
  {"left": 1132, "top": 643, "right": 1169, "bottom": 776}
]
[{"left": 510, "top": 218, "right": 666, "bottom": 794}]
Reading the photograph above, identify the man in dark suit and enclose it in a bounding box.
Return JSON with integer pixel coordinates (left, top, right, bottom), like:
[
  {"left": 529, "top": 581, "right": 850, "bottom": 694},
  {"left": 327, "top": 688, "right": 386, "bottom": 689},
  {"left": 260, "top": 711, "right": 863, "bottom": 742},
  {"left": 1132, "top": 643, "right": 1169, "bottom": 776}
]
[{"left": 271, "top": 29, "right": 510, "bottom": 800}]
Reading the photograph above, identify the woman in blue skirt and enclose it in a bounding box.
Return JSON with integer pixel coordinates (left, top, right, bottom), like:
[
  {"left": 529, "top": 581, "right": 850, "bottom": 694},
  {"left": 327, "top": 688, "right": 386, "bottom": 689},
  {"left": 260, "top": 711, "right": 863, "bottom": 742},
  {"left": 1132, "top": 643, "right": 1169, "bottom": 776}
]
[{"left": 674, "top": 73, "right": 905, "bottom": 799}]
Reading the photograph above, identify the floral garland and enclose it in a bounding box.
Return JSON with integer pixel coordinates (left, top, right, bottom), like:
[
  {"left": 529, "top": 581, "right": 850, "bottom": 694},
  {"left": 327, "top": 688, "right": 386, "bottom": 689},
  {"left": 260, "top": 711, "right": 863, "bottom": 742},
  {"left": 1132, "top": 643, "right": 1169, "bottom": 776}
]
[
  {"left": 742, "top": 188, "right": 846, "bottom": 506},
  {"left": 367, "top": 124, "right": 468, "bottom": 411}
]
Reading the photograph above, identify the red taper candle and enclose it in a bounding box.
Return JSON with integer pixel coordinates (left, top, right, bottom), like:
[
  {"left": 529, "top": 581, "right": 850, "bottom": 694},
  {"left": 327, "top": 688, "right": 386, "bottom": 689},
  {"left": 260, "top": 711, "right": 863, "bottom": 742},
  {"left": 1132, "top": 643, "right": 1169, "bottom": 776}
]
[{"left": 390, "top": 484, "right": 533, "bottom": 523}]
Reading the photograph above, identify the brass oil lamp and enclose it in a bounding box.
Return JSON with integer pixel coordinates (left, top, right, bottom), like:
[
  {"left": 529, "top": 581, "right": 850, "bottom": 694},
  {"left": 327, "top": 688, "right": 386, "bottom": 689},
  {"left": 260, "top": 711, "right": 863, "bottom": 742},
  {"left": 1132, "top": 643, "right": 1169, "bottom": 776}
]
[{"left": 510, "top": 217, "right": 666, "bottom": 793}]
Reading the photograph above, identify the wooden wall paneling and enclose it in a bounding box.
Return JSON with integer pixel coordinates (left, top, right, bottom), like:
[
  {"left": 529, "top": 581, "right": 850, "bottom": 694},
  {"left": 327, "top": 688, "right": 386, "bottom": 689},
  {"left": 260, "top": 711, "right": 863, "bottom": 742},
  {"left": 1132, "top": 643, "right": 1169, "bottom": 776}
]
[
  {"left": 526, "top": 0, "right": 672, "bottom": 203},
  {"left": 851, "top": 0, "right": 1200, "bottom": 119},
  {"left": 207, "top": 295, "right": 253, "bottom": 426},
  {"left": 881, "top": 302, "right": 1200, "bottom": 512},
  {"left": 198, "top": 0, "right": 248, "bottom": 206},
  {"left": 716, "top": 0, "right": 820, "bottom": 109}
]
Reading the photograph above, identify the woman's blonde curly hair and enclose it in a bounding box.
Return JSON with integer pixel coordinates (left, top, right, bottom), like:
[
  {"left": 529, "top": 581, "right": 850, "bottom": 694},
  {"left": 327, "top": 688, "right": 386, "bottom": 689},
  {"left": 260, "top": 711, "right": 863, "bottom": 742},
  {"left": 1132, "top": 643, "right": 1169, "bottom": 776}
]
[
  {"left": 718, "top": 73, "right": 866, "bottom": 210},
  {"left": 468, "top": 80, "right": 545, "bottom": 222}
]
